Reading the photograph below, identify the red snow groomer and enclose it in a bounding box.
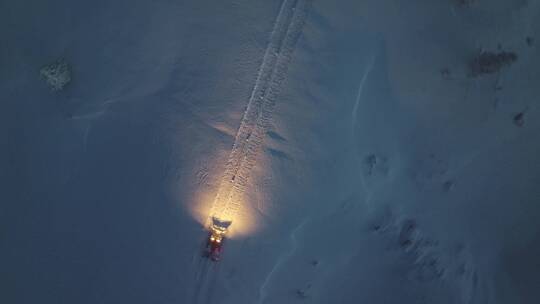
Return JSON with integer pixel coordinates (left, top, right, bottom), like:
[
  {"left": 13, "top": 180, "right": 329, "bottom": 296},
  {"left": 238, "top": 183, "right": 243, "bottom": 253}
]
[{"left": 205, "top": 217, "right": 231, "bottom": 262}]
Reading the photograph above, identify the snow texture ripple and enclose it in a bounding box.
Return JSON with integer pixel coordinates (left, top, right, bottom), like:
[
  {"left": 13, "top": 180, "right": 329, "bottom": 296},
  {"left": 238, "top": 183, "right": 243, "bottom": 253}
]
[{"left": 208, "top": 0, "right": 310, "bottom": 224}]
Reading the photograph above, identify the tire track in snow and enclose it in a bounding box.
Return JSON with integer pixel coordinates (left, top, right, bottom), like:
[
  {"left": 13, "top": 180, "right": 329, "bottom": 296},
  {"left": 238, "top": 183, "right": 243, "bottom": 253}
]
[
  {"left": 208, "top": 0, "right": 310, "bottom": 223},
  {"left": 190, "top": 236, "right": 223, "bottom": 304},
  {"left": 191, "top": 257, "right": 220, "bottom": 304},
  {"left": 193, "top": 1, "right": 309, "bottom": 302}
]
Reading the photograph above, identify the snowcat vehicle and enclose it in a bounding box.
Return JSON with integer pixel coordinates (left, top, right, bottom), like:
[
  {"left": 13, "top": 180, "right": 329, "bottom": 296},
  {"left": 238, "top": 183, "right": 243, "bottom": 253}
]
[{"left": 205, "top": 217, "right": 232, "bottom": 262}]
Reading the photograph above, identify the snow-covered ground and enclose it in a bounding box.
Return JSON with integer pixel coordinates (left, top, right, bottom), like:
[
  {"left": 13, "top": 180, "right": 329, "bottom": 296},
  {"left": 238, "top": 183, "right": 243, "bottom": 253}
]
[{"left": 2, "top": 0, "right": 539, "bottom": 303}]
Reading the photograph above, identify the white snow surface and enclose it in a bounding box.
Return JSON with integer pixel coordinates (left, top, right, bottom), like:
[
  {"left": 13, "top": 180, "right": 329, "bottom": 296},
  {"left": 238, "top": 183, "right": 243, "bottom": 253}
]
[{"left": 2, "top": 0, "right": 540, "bottom": 303}]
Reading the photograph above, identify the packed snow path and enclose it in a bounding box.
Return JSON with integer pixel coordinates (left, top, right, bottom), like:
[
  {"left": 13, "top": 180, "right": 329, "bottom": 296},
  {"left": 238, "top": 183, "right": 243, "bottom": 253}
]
[
  {"left": 192, "top": 1, "right": 309, "bottom": 303},
  {"left": 208, "top": 0, "right": 309, "bottom": 224}
]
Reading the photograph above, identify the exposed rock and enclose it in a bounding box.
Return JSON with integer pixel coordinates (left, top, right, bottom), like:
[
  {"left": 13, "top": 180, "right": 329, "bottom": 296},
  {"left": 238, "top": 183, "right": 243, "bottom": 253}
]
[
  {"left": 363, "top": 153, "right": 389, "bottom": 177},
  {"left": 374, "top": 215, "right": 446, "bottom": 282},
  {"left": 526, "top": 36, "right": 534, "bottom": 47},
  {"left": 440, "top": 67, "right": 451, "bottom": 79},
  {"left": 513, "top": 112, "right": 525, "bottom": 127},
  {"left": 469, "top": 50, "right": 517, "bottom": 77},
  {"left": 399, "top": 219, "right": 417, "bottom": 248},
  {"left": 295, "top": 284, "right": 312, "bottom": 299},
  {"left": 40, "top": 59, "right": 72, "bottom": 91},
  {"left": 454, "top": 0, "right": 475, "bottom": 8},
  {"left": 443, "top": 180, "right": 455, "bottom": 192}
]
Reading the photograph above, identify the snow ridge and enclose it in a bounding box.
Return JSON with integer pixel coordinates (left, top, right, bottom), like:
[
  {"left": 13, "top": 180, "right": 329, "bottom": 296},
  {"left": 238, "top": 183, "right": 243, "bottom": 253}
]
[
  {"left": 258, "top": 219, "right": 308, "bottom": 304},
  {"left": 351, "top": 53, "right": 377, "bottom": 129}
]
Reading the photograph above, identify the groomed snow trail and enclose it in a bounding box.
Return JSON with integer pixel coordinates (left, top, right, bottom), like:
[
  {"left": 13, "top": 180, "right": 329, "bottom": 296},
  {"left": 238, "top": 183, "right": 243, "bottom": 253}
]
[
  {"left": 208, "top": 0, "right": 310, "bottom": 224},
  {"left": 192, "top": 1, "right": 309, "bottom": 303}
]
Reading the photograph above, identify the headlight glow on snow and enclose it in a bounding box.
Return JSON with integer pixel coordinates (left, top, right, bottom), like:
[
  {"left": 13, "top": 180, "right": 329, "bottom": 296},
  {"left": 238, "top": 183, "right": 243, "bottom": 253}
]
[{"left": 188, "top": 180, "right": 258, "bottom": 239}]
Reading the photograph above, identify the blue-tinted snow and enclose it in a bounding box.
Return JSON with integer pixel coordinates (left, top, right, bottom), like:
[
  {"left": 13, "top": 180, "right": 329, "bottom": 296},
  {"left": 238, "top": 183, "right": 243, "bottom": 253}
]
[{"left": 2, "top": 0, "right": 540, "bottom": 303}]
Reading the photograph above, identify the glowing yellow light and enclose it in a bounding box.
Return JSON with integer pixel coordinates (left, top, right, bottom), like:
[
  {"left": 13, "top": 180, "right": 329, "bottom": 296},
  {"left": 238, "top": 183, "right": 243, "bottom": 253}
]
[{"left": 181, "top": 151, "right": 264, "bottom": 240}]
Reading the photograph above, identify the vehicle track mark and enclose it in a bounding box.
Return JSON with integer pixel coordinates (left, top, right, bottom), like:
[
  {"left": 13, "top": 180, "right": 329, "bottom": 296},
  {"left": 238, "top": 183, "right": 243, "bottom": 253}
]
[
  {"left": 209, "top": 0, "right": 310, "bottom": 224},
  {"left": 193, "top": 1, "right": 310, "bottom": 301},
  {"left": 192, "top": 258, "right": 220, "bottom": 304}
]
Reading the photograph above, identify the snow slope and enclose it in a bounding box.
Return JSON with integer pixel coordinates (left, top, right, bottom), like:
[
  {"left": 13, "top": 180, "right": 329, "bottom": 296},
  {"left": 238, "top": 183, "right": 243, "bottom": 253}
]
[{"left": 2, "top": 0, "right": 539, "bottom": 303}]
